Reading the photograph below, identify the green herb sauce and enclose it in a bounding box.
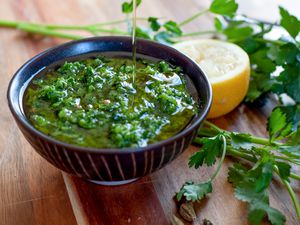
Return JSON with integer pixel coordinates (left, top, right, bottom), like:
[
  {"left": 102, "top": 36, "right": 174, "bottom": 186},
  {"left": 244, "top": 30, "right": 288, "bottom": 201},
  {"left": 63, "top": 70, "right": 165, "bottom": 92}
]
[{"left": 24, "top": 57, "right": 198, "bottom": 148}]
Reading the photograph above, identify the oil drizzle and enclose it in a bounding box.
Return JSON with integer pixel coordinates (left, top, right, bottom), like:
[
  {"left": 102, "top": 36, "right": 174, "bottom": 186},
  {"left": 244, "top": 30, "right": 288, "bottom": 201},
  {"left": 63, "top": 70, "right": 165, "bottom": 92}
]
[
  {"left": 131, "top": 0, "right": 137, "bottom": 83},
  {"left": 130, "top": 0, "right": 137, "bottom": 108}
]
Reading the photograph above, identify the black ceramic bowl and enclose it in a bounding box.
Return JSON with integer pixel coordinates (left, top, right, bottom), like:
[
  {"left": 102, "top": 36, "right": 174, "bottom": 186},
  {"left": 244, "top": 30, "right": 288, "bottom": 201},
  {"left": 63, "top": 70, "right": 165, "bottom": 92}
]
[{"left": 7, "top": 36, "right": 212, "bottom": 185}]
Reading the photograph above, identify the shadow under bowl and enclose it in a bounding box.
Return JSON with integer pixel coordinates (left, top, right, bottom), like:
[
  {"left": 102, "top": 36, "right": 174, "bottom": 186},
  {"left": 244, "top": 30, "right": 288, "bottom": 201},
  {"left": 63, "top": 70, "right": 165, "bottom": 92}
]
[{"left": 7, "top": 36, "right": 212, "bottom": 185}]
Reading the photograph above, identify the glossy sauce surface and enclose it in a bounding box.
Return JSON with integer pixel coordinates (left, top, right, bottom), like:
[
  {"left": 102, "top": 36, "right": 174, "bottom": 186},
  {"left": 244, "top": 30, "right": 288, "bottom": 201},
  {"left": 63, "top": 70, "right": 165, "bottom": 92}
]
[{"left": 24, "top": 57, "right": 198, "bottom": 148}]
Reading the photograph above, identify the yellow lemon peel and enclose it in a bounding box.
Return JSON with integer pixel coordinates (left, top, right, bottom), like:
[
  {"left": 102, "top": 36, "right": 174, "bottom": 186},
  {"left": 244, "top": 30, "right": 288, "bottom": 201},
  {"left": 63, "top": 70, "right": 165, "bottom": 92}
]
[{"left": 174, "top": 39, "right": 250, "bottom": 118}]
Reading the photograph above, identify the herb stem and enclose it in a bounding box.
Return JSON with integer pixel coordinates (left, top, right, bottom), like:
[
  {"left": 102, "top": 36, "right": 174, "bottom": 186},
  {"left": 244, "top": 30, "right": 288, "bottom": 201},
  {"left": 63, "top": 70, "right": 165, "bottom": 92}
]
[
  {"left": 248, "top": 136, "right": 273, "bottom": 146},
  {"left": 283, "top": 180, "right": 300, "bottom": 223},
  {"left": 227, "top": 147, "right": 300, "bottom": 182},
  {"left": 41, "top": 24, "right": 89, "bottom": 30},
  {"left": 253, "top": 37, "right": 286, "bottom": 46},
  {"left": 275, "top": 155, "right": 300, "bottom": 166},
  {"left": 228, "top": 37, "right": 285, "bottom": 46},
  {"left": 228, "top": 148, "right": 300, "bottom": 181},
  {"left": 44, "top": 25, "right": 128, "bottom": 34},
  {"left": 290, "top": 172, "right": 300, "bottom": 181},
  {"left": 197, "top": 128, "right": 219, "bottom": 137},
  {"left": 210, "top": 135, "right": 227, "bottom": 182},
  {"left": 0, "top": 21, "right": 81, "bottom": 40},
  {"left": 202, "top": 120, "right": 282, "bottom": 146},
  {"left": 275, "top": 166, "right": 300, "bottom": 223},
  {"left": 0, "top": 19, "right": 130, "bottom": 38},
  {"left": 204, "top": 120, "right": 224, "bottom": 133},
  {"left": 179, "top": 9, "right": 209, "bottom": 26},
  {"left": 0, "top": 18, "right": 148, "bottom": 29},
  {"left": 0, "top": 20, "right": 19, "bottom": 28},
  {"left": 17, "top": 23, "right": 83, "bottom": 40},
  {"left": 177, "top": 30, "right": 216, "bottom": 37},
  {"left": 90, "top": 27, "right": 128, "bottom": 35},
  {"left": 226, "top": 147, "right": 256, "bottom": 162},
  {"left": 88, "top": 17, "right": 149, "bottom": 27}
]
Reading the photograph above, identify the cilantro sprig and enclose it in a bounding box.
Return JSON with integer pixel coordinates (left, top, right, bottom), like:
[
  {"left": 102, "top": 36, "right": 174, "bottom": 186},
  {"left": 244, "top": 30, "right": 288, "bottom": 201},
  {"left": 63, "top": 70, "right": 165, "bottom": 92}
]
[
  {"left": 174, "top": 5, "right": 300, "bottom": 223},
  {"left": 213, "top": 9, "right": 300, "bottom": 105},
  {"left": 182, "top": 120, "right": 300, "bottom": 225},
  {"left": 177, "top": 134, "right": 227, "bottom": 202},
  {"left": 229, "top": 163, "right": 286, "bottom": 225}
]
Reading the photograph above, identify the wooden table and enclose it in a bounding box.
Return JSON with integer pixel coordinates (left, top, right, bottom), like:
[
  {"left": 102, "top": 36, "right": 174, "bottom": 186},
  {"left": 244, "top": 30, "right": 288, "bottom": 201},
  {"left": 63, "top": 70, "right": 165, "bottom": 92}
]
[{"left": 0, "top": 0, "right": 299, "bottom": 224}]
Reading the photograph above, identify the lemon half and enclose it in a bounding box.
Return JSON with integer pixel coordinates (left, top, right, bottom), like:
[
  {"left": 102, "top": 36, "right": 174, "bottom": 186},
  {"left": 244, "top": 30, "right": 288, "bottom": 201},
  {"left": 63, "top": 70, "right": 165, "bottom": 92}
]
[{"left": 174, "top": 39, "right": 250, "bottom": 118}]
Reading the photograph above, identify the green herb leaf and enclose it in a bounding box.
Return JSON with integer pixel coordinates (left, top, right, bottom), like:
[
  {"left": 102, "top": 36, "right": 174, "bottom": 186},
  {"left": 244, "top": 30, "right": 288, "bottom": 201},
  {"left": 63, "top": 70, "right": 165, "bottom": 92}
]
[
  {"left": 245, "top": 71, "right": 275, "bottom": 102},
  {"left": 223, "top": 23, "right": 253, "bottom": 40},
  {"left": 255, "top": 161, "right": 273, "bottom": 192},
  {"left": 176, "top": 181, "right": 212, "bottom": 201},
  {"left": 189, "top": 134, "right": 224, "bottom": 168},
  {"left": 220, "top": 13, "right": 300, "bottom": 107},
  {"left": 267, "top": 107, "right": 293, "bottom": 141},
  {"left": 251, "top": 49, "right": 276, "bottom": 74},
  {"left": 249, "top": 201, "right": 286, "bottom": 225},
  {"left": 276, "top": 161, "right": 291, "bottom": 181},
  {"left": 229, "top": 163, "right": 286, "bottom": 225},
  {"left": 275, "top": 106, "right": 300, "bottom": 131},
  {"left": 286, "top": 126, "right": 300, "bottom": 145},
  {"left": 279, "top": 6, "right": 300, "bottom": 38},
  {"left": 230, "top": 133, "right": 254, "bottom": 150},
  {"left": 163, "top": 21, "right": 182, "bottom": 36},
  {"left": 135, "top": 26, "right": 151, "bottom": 39},
  {"left": 234, "top": 183, "right": 268, "bottom": 204},
  {"left": 154, "top": 31, "right": 175, "bottom": 45},
  {"left": 122, "top": 0, "right": 142, "bottom": 13},
  {"left": 274, "top": 65, "right": 300, "bottom": 103},
  {"left": 209, "top": 0, "right": 238, "bottom": 17},
  {"left": 214, "top": 17, "right": 223, "bottom": 32},
  {"left": 230, "top": 161, "right": 274, "bottom": 200},
  {"left": 248, "top": 207, "right": 266, "bottom": 225},
  {"left": 148, "top": 17, "right": 161, "bottom": 31},
  {"left": 267, "top": 43, "right": 298, "bottom": 65},
  {"left": 228, "top": 163, "right": 248, "bottom": 185},
  {"left": 239, "top": 37, "right": 261, "bottom": 54},
  {"left": 278, "top": 132, "right": 300, "bottom": 160},
  {"left": 188, "top": 151, "right": 205, "bottom": 169}
]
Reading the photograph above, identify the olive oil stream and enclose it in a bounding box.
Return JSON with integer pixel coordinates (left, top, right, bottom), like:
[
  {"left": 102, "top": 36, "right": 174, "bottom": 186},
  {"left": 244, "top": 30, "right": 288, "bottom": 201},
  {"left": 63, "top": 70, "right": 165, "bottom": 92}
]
[
  {"left": 130, "top": 0, "right": 137, "bottom": 107},
  {"left": 132, "top": 0, "right": 137, "bottom": 82}
]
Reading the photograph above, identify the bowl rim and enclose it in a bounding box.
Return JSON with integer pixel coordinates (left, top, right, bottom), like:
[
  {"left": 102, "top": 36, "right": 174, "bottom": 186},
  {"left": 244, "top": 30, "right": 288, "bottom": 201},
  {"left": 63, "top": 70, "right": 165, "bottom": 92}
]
[{"left": 7, "top": 36, "right": 212, "bottom": 154}]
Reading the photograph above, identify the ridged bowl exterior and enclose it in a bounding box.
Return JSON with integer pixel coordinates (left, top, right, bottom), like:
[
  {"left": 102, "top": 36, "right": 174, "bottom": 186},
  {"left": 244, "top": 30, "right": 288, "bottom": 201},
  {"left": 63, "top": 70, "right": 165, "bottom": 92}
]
[
  {"left": 7, "top": 36, "right": 212, "bottom": 182},
  {"left": 17, "top": 120, "right": 198, "bottom": 181}
]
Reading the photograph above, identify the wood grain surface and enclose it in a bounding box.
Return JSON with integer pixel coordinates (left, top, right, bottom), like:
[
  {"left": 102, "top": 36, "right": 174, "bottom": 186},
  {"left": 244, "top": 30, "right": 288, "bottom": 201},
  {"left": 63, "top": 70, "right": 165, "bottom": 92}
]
[{"left": 0, "top": 0, "right": 299, "bottom": 225}]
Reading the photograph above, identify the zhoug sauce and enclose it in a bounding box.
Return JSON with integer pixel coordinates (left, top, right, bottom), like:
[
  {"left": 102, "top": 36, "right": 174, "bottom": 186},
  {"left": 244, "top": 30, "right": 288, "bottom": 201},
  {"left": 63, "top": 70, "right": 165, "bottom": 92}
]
[{"left": 24, "top": 57, "right": 198, "bottom": 148}]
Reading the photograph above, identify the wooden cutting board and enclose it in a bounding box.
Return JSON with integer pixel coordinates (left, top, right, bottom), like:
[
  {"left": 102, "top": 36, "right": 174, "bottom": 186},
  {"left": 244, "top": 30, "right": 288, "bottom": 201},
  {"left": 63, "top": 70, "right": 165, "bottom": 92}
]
[
  {"left": 62, "top": 99, "right": 299, "bottom": 225},
  {"left": 0, "top": 0, "right": 299, "bottom": 225}
]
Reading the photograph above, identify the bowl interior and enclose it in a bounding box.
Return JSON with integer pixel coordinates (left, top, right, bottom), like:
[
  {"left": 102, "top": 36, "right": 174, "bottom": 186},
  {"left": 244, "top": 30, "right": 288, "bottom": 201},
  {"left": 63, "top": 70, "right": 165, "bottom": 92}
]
[{"left": 8, "top": 36, "right": 212, "bottom": 153}]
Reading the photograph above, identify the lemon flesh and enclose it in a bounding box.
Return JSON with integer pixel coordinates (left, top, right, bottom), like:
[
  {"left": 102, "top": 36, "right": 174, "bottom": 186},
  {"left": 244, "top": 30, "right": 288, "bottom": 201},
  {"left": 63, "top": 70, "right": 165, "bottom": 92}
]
[{"left": 174, "top": 39, "right": 250, "bottom": 118}]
